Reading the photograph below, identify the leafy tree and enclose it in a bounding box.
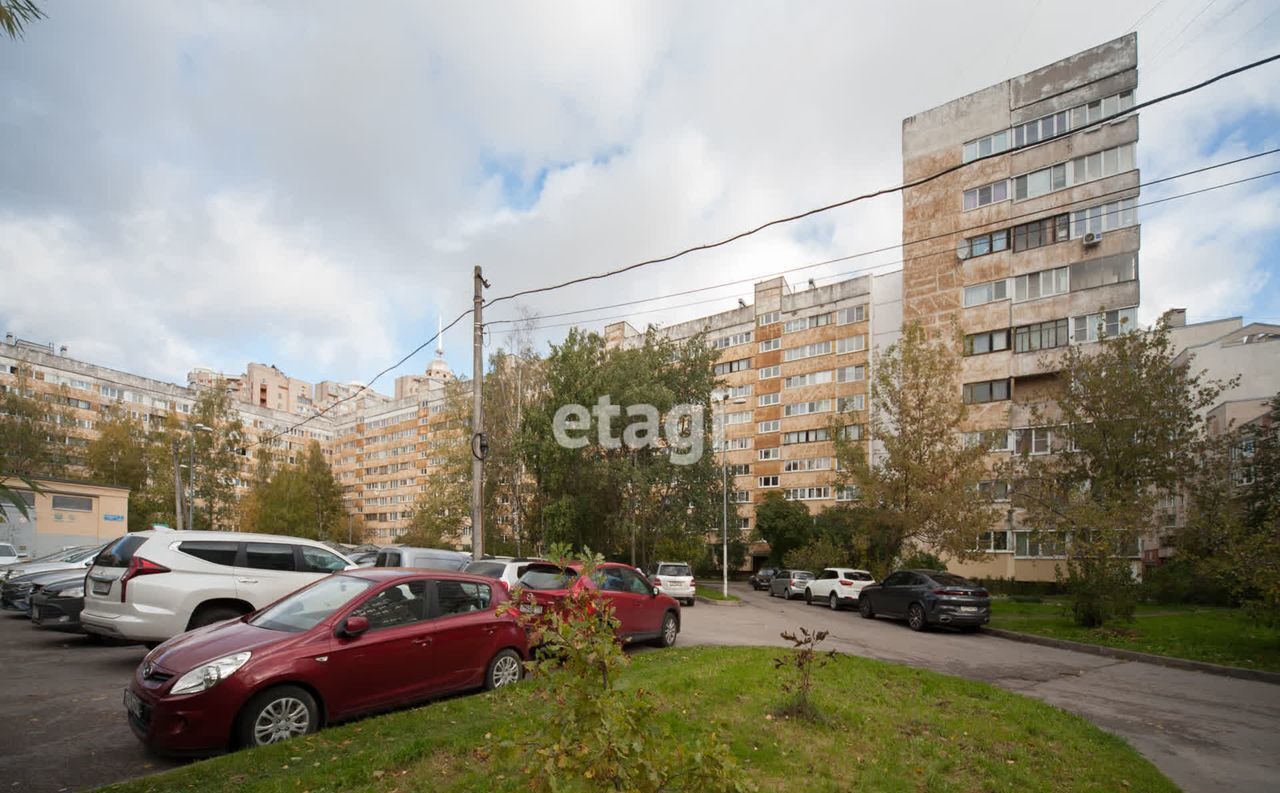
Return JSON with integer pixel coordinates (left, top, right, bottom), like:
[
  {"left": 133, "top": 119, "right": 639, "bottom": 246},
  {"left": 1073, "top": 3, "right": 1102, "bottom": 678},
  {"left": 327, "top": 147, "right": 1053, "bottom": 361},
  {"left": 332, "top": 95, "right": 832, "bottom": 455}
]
[
  {"left": 406, "top": 379, "right": 473, "bottom": 548},
  {"left": 898, "top": 548, "right": 946, "bottom": 570},
  {"left": 239, "top": 442, "right": 344, "bottom": 540},
  {"left": 1, "top": 0, "right": 44, "bottom": 39},
  {"left": 0, "top": 367, "right": 77, "bottom": 479},
  {"left": 833, "top": 322, "right": 995, "bottom": 564},
  {"left": 85, "top": 407, "right": 159, "bottom": 532},
  {"left": 188, "top": 388, "right": 244, "bottom": 531},
  {"left": 301, "top": 441, "right": 344, "bottom": 541},
  {"left": 1004, "top": 319, "right": 1230, "bottom": 627},
  {"left": 755, "top": 490, "right": 814, "bottom": 564},
  {"left": 811, "top": 505, "right": 903, "bottom": 577},
  {"left": 783, "top": 535, "right": 846, "bottom": 575}
]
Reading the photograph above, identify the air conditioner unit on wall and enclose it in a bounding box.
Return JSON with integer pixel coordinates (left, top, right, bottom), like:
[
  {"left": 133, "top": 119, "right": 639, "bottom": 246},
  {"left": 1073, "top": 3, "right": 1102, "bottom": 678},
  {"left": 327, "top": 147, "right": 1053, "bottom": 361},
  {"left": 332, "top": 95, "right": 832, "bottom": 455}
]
[{"left": 1083, "top": 231, "right": 1103, "bottom": 246}]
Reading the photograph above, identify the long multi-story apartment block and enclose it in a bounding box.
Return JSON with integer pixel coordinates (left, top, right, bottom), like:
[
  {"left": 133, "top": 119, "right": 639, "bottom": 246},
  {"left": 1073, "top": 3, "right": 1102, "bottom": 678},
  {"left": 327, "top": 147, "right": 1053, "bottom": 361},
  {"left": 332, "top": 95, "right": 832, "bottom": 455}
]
[{"left": 901, "top": 34, "right": 1141, "bottom": 580}]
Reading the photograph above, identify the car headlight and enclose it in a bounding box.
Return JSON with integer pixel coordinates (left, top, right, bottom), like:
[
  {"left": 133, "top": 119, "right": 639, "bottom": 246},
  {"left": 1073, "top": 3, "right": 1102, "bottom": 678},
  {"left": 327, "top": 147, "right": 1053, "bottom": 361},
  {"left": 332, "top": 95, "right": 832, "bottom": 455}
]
[
  {"left": 60, "top": 586, "right": 85, "bottom": 598},
  {"left": 170, "top": 652, "right": 252, "bottom": 695}
]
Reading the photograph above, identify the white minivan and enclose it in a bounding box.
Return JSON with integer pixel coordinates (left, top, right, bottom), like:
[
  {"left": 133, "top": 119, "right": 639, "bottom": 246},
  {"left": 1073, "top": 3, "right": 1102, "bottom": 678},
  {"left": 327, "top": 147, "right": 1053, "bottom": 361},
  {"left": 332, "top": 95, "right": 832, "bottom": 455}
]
[{"left": 80, "top": 530, "right": 354, "bottom": 645}]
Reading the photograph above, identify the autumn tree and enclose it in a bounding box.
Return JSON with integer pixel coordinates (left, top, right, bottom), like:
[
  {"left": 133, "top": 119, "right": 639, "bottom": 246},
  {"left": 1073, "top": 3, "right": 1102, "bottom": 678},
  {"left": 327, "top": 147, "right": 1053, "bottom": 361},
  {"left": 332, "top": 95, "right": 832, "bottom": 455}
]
[
  {"left": 1, "top": 0, "right": 44, "bottom": 39},
  {"left": 833, "top": 322, "right": 995, "bottom": 564},
  {"left": 0, "top": 367, "right": 77, "bottom": 479},
  {"left": 239, "top": 441, "right": 344, "bottom": 540},
  {"left": 1004, "top": 319, "right": 1230, "bottom": 627},
  {"left": 756, "top": 490, "right": 814, "bottom": 564},
  {"left": 187, "top": 388, "right": 245, "bottom": 531},
  {"left": 404, "top": 379, "right": 472, "bottom": 549}
]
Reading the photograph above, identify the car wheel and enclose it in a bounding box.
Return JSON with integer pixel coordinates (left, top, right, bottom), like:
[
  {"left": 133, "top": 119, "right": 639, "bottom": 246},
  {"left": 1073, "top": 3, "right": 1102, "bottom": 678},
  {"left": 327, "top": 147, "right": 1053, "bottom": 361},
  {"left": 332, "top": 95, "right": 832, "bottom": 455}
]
[
  {"left": 189, "top": 605, "right": 244, "bottom": 631},
  {"left": 804, "top": 589, "right": 813, "bottom": 605},
  {"left": 485, "top": 648, "right": 523, "bottom": 690},
  {"left": 907, "top": 603, "right": 927, "bottom": 632},
  {"left": 829, "top": 593, "right": 839, "bottom": 611},
  {"left": 859, "top": 598, "right": 875, "bottom": 619},
  {"left": 651, "top": 611, "right": 679, "bottom": 648},
  {"left": 238, "top": 685, "right": 319, "bottom": 748},
  {"left": 685, "top": 598, "right": 695, "bottom": 607}
]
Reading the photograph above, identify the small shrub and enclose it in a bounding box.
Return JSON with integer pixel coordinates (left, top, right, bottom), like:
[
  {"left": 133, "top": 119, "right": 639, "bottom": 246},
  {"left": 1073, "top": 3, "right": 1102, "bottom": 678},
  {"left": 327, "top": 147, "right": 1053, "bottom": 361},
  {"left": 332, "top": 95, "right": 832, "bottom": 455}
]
[
  {"left": 898, "top": 549, "right": 946, "bottom": 571},
  {"left": 772, "top": 627, "right": 835, "bottom": 722}
]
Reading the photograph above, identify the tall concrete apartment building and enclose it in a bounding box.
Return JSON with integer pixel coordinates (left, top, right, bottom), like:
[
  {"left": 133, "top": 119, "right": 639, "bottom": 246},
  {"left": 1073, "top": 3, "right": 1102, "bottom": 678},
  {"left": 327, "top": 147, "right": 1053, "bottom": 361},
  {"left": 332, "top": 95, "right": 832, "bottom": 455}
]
[
  {"left": 901, "top": 35, "right": 1142, "bottom": 581},
  {"left": 606, "top": 272, "right": 903, "bottom": 564}
]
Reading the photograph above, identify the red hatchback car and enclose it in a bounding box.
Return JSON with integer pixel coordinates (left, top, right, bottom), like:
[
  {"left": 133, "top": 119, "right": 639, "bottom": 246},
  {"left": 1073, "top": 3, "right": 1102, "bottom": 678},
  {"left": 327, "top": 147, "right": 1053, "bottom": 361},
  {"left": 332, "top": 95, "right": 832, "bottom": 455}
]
[
  {"left": 515, "top": 561, "right": 681, "bottom": 647},
  {"left": 125, "top": 569, "right": 527, "bottom": 754}
]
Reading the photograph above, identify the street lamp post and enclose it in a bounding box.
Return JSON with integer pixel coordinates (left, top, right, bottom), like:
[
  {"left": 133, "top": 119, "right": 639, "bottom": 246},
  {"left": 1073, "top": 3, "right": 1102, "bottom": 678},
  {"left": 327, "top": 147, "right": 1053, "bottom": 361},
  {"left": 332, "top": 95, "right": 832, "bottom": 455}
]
[
  {"left": 718, "top": 394, "right": 747, "bottom": 598},
  {"left": 188, "top": 423, "right": 213, "bottom": 530}
]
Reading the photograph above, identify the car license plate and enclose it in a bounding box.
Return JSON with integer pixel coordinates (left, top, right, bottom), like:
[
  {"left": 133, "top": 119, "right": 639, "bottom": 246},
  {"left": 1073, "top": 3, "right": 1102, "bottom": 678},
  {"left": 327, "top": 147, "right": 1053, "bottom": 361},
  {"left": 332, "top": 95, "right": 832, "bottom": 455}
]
[
  {"left": 519, "top": 604, "right": 544, "bottom": 615},
  {"left": 92, "top": 579, "right": 111, "bottom": 596},
  {"left": 123, "top": 689, "right": 142, "bottom": 718},
  {"left": 959, "top": 606, "right": 979, "bottom": 613}
]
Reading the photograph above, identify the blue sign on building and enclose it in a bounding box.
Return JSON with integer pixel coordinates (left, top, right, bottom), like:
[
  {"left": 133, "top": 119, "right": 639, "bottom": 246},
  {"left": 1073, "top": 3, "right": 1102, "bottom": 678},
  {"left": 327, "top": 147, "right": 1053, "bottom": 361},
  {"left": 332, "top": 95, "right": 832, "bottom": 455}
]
[{"left": 104, "top": 514, "right": 125, "bottom": 522}]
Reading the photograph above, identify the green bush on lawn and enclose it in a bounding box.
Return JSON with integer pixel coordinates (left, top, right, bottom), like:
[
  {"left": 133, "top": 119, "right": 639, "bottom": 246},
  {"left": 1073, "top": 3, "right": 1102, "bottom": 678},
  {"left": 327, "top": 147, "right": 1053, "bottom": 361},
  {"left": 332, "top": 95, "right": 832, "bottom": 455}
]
[{"left": 103, "top": 646, "right": 1177, "bottom": 793}]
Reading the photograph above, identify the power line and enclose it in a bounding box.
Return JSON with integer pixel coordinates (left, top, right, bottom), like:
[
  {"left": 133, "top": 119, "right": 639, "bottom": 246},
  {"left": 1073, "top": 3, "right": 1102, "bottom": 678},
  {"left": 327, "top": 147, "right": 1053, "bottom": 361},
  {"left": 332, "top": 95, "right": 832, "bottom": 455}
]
[
  {"left": 485, "top": 147, "right": 1280, "bottom": 328},
  {"left": 243, "top": 308, "right": 473, "bottom": 450},
  {"left": 492, "top": 166, "right": 1280, "bottom": 337},
  {"left": 483, "top": 52, "right": 1280, "bottom": 311}
]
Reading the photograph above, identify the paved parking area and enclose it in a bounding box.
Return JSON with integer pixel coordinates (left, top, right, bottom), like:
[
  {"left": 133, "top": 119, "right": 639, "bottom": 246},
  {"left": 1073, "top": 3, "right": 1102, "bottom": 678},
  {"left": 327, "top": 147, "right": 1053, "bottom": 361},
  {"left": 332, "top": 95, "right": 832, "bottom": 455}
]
[{"left": 0, "top": 613, "right": 180, "bottom": 792}]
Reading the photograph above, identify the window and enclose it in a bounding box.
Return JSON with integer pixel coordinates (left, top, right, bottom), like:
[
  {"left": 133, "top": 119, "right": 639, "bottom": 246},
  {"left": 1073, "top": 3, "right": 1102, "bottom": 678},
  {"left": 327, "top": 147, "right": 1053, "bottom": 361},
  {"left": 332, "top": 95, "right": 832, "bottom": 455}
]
[
  {"left": 783, "top": 371, "right": 832, "bottom": 389},
  {"left": 758, "top": 311, "right": 781, "bottom": 326},
  {"left": 1012, "top": 109, "right": 1069, "bottom": 148},
  {"left": 975, "top": 531, "right": 1010, "bottom": 552},
  {"left": 298, "top": 546, "right": 347, "bottom": 573},
  {"left": 1073, "top": 307, "right": 1137, "bottom": 342},
  {"left": 1013, "top": 267, "right": 1069, "bottom": 302},
  {"left": 962, "top": 128, "right": 1011, "bottom": 163},
  {"left": 835, "top": 335, "right": 866, "bottom": 354},
  {"left": 758, "top": 392, "right": 779, "bottom": 407},
  {"left": 783, "top": 313, "right": 832, "bottom": 333},
  {"left": 758, "top": 476, "right": 779, "bottom": 487},
  {"left": 723, "top": 437, "right": 753, "bottom": 451},
  {"left": 840, "top": 423, "right": 864, "bottom": 440},
  {"left": 758, "top": 338, "right": 781, "bottom": 352},
  {"left": 963, "top": 279, "right": 1008, "bottom": 307},
  {"left": 1013, "top": 143, "right": 1135, "bottom": 201},
  {"left": 737, "top": 517, "right": 751, "bottom": 530},
  {"left": 835, "top": 486, "right": 859, "bottom": 502},
  {"left": 836, "top": 365, "right": 865, "bottom": 383},
  {"left": 837, "top": 305, "right": 867, "bottom": 324},
  {"left": 786, "top": 342, "right": 833, "bottom": 361},
  {"left": 962, "top": 379, "right": 1010, "bottom": 404},
  {"left": 785, "top": 486, "right": 830, "bottom": 501},
  {"left": 713, "top": 331, "right": 753, "bottom": 349},
  {"left": 731, "top": 491, "right": 751, "bottom": 503},
  {"left": 964, "top": 329, "right": 1010, "bottom": 356},
  {"left": 978, "top": 480, "right": 1010, "bottom": 501},
  {"left": 51, "top": 495, "right": 92, "bottom": 512},
  {"left": 353, "top": 580, "right": 429, "bottom": 630},
  {"left": 436, "top": 580, "right": 492, "bottom": 614},
  {"left": 1012, "top": 214, "right": 1070, "bottom": 252},
  {"left": 783, "top": 457, "right": 831, "bottom": 472},
  {"left": 783, "top": 428, "right": 829, "bottom": 445},
  {"left": 963, "top": 179, "right": 1008, "bottom": 211},
  {"left": 958, "top": 229, "right": 1010, "bottom": 259},
  {"left": 1015, "top": 531, "right": 1066, "bottom": 558},
  {"left": 714, "top": 358, "right": 751, "bottom": 376},
  {"left": 1014, "top": 428, "right": 1052, "bottom": 455},
  {"left": 1014, "top": 319, "right": 1069, "bottom": 353},
  {"left": 1070, "top": 197, "right": 1138, "bottom": 238},
  {"left": 726, "top": 384, "right": 753, "bottom": 399},
  {"left": 838, "top": 395, "right": 865, "bottom": 412},
  {"left": 236, "top": 542, "right": 296, "bottom": 571},
  {"left": 179, "top": 541, "right": 239, "bottom": 567},
  {"left": 1069, "top": 253, "right": 1137, "bottom": 291},
  {"left": 963, "top": 429, "right": 1012, "bottom": 452},
  {"left": 758, "top": 419, "right": 780, "bottom": 433},
  {"left": 758, "top": 447, "right": 779, "bottom": 461},
  {"left": 100, "top": 385, "right": 121, "bottom": 399},
  {"left": 725, "top": 410, "right": 752, "bottom": 425},
  {"left": 783, "top": 400, "right": 831, "bottom": 417},
  {"left": 759, "top": 366, "right": 780, "bottom": 379},
  {"left": 727, "top": 463, "right": 751, "bottom": 476}
]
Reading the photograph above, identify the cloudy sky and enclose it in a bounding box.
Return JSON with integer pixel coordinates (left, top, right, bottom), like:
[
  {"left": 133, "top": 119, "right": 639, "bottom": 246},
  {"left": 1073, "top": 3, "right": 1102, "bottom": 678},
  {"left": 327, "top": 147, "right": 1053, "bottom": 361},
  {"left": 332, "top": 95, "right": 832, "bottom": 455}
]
[{"left": 2, "top": 1, "right": 1278, "bottom": 389}]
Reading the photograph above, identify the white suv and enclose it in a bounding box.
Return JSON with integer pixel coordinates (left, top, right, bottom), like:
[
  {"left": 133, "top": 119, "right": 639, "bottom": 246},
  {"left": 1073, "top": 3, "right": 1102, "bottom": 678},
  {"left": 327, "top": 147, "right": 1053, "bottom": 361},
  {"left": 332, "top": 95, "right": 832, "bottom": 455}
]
[
  {"left": 649, "top": 561, "right": 696, "bottom": 606},
  {"left": 804, "top": 568, "right": 876, "bottom": 610},
  {"left": 463, "top": 557, "right": 547, "bottom": 589},
  {"left": 80, "top": 530, "right": 353, "bottom": 644}
]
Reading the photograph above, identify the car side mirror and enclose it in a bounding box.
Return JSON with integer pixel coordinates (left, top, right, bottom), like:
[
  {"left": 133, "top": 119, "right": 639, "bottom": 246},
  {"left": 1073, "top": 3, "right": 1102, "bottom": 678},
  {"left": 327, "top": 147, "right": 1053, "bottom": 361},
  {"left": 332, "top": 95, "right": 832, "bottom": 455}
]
[{"left": 338, "top": 615, "right": 370, "bottom": 638}]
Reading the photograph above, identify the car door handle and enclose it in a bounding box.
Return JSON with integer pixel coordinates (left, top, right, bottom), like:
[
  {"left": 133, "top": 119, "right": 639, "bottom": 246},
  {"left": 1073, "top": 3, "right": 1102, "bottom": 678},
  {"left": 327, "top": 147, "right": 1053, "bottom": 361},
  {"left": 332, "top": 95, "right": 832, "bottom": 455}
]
[
  {"left": 238, "top": 578, "right": 259, "bottom": 585},
  {"left": 485, "top": 626, "right": 497, "bottom": 635},
  {"left": 412, "top": 636, "right": 433, "bottom": 646}
]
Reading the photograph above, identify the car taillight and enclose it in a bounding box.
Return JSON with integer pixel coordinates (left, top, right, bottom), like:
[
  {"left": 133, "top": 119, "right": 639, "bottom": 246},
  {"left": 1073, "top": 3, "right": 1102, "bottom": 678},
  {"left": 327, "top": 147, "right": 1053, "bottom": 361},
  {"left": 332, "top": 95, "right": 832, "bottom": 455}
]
[
  {"left": 120, "top": 556, "right": 170, "bottom": 602},
  {"left": 839, "top": 579, "right": 853, "bottom": 586},
  {"left": 651, "top": 576, "right": 662, "bottom": 587},
  {"left": 932, "top": 588, "right": 968, "bottom": 596}
]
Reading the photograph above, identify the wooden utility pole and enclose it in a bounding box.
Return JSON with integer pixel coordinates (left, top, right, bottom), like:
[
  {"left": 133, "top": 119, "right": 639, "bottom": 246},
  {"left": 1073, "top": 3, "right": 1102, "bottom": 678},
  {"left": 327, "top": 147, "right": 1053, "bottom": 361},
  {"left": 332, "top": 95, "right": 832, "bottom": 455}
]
[
  {"left": 470, "top": 266, "right": 488, "bottom": 560},
  {"left": 171, "top": 439, "right": 184, "bottom": 530}
]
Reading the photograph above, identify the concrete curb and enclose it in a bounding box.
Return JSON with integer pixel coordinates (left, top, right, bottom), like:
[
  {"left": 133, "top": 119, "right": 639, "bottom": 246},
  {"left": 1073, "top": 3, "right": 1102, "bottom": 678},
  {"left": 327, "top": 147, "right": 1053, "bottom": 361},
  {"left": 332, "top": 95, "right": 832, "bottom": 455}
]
[
  {"left": 694, "top": 595, "right": 742, "bottom": 607},
  {"left": 984, "top": 626, "right": 1280, "bottom": 685}
]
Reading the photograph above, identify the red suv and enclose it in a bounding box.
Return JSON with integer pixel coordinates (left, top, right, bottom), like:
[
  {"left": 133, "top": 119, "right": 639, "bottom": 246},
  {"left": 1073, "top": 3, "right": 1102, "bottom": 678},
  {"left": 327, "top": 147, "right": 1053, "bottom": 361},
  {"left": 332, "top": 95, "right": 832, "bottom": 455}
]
[
  {"left": 125, "top": 569, "right": 527, "bottom": 754},
  {"left": 515, "top": 561, "right": 680, "bottom": 648}
]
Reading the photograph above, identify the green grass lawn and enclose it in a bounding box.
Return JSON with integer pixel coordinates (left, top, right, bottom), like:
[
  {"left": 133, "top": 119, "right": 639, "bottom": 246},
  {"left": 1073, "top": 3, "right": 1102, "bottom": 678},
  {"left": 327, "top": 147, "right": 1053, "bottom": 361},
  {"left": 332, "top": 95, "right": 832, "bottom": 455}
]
[
  {"left": 990, "top": 599, "right": 1280, "bottom": 672},
  {"left": 102, "top": 646, "right": 1176, "bottom": 793},
  {"left": 696, "top": 585, "right": 740, "bottom": 601}
]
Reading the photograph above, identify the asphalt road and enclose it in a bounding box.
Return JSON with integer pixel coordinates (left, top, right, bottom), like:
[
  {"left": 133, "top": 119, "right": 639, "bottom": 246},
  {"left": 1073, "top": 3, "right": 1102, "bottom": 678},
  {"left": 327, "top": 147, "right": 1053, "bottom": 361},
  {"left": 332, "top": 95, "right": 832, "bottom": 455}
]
[
  {"left": 2, "top": 589, "right": 1278, "bottom": 793},
  {"left": 684, "top": 583, "right": 1280, "bottom": 793}
]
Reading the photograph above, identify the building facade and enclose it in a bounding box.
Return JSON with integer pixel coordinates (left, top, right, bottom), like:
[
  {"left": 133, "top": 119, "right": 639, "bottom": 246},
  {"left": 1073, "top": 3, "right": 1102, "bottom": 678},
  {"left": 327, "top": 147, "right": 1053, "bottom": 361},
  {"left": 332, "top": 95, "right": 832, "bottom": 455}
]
[{"left": 0, "top": 475, "right": 131, "bottom": 558}]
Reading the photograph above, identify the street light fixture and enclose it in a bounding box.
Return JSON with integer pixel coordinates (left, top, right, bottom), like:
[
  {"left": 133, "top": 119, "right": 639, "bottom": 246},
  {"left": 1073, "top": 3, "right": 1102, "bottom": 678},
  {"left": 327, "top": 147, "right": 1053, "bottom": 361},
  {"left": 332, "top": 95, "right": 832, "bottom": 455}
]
[{"left": 718, "top": 393, "right": 747, "bottom": 598}]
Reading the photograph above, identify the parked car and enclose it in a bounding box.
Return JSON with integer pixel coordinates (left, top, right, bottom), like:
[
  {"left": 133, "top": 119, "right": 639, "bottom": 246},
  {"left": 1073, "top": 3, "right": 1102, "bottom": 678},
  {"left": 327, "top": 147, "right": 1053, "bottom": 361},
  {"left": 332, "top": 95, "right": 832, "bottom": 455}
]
[
  {"left": 648, "top": 561, "right": 696, "bottom": 606},
  {"left": 1, "top": 567, "right": 87, "bottom": 613},
  {"left": 30, "top": 575, "right": 88, "bottom": 633},
  {"left": 125, "top": 569, "right": 527, "bottom": 754},
  {"left": 349, "top": 551, "right": 380, "bottom": 567},
  {"left": 804, "top": 568, "right": 877, "bottom": 610},
  {"left": 858, "top": 570, "right": 991, "bottom": 631},
  {"left": 768, "top": 569, "right": 814, "bottom": 600},
  {"left": 748, "top": 567, "right": 777, "bottom": 591},
  {"left": 81, "top": 530, "right": 355, "bottom": 645},
  {"left": 1, "top": 544, "right": 100, "bottom": 581},
  {"left": 373, "top": 546, "right": 470, "bottom": 571},
  {"left": 515, "top": 561, "right": 681, "bottom": 648},
  {"left": 464, "top": 557, "right": 546, "bottom": 589},
  {"left": 0, "top": 542, "right": 27, "bottom": 566}
]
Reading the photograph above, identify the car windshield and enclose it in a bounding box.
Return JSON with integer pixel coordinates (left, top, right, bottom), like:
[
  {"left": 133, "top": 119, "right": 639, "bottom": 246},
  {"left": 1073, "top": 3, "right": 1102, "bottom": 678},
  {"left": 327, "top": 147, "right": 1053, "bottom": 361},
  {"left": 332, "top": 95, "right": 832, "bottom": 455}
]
[
  {"left": 0, "top": 544, "right": 15, "bottom": 556},
  {"left": 464, "top": 561, "right": 507, "bottom": 579},
  {"left": 249, "top": 575, "right": 374, "bottom": 633},
  {"left": 657, "top": 564, "right": 690, "bottom": 577},
  {"left": 929, "top": 573, "right": 976, "bottom": 587},
  {"left": 517, "top": 564, "right": 578, "bottom": 590}
]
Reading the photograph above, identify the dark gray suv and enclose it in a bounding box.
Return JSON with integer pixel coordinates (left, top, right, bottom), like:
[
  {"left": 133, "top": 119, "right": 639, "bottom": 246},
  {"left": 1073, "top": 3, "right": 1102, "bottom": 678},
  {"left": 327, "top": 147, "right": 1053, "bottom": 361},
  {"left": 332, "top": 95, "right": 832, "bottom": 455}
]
[{"left": 858, "top": 570, "right": 990, "bottom": 631}]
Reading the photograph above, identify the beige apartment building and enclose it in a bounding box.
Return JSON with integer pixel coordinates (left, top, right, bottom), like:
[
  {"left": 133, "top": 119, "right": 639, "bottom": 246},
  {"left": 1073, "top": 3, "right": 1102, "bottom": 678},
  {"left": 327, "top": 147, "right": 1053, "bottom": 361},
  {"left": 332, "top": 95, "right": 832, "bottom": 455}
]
[
  {"left": 900, "top": 35, "right": 1142, "bottom": 581},
  {"left": 0, "top": 475, "right": 131, "bottom": 558}
]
